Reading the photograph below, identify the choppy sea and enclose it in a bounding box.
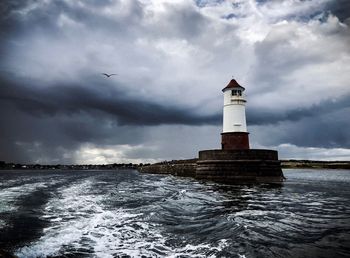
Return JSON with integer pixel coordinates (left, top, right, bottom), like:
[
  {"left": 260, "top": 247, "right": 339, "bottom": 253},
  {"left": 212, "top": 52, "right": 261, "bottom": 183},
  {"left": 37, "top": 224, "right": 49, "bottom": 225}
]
[{"left": 0, "top": 169, "right": 349, "bottom": 258}]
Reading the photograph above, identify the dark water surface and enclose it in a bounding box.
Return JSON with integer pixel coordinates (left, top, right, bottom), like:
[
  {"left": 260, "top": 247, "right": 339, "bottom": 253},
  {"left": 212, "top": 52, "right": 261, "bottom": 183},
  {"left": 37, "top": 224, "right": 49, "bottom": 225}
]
[{"left": 0, "top": 169, "right": 349, "bottom": 257}]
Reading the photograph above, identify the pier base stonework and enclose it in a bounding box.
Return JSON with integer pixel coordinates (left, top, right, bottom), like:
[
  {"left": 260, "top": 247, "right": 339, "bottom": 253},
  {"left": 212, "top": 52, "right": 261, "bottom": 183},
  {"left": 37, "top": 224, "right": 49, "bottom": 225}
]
[
  {"left": 196, "top": 149, "right": 284, "bottom": 184},
  {"left": 221, "top": 132, "right": 249, "bottom": 150}
]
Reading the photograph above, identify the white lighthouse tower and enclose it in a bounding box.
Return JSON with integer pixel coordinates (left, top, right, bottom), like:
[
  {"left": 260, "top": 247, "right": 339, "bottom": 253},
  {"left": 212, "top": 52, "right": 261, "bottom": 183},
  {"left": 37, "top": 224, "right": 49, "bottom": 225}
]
[{"left": 221, "top": 79, "right": 250, "bottom": 150}]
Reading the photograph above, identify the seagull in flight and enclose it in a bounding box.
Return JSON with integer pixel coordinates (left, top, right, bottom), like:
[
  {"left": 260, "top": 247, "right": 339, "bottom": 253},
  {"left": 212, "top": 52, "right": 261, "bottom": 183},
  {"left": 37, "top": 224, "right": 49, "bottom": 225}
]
[{"left": 102, "top": 73, "right": 118, "bottom": 78}]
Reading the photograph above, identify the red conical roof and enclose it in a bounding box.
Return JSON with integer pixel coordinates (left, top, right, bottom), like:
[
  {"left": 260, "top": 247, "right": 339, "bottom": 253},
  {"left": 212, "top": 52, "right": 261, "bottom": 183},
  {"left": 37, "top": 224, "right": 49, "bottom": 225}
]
[{"left": 222, "top": 79, "right": 245, "bottom": 92}]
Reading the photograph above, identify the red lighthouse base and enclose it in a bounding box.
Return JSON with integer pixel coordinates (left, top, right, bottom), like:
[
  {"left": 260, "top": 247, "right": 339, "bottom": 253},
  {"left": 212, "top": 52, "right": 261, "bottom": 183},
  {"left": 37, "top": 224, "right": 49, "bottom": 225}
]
[{"left": 221, "top": 132, "right": 249, "bottom": 150}]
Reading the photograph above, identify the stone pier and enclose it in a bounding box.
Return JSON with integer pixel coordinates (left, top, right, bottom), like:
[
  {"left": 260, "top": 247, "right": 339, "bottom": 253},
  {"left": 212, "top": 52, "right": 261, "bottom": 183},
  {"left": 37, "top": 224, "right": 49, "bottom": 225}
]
[{"left": 139, "top": 149, "right": 284, "bottom": 184}]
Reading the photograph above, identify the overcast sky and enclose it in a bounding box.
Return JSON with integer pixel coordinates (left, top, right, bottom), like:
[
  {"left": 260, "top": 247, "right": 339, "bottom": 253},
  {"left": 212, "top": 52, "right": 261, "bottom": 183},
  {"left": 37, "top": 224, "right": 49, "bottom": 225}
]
[{"left": 1, "top": 0, "right": 350, "bottom": 164}]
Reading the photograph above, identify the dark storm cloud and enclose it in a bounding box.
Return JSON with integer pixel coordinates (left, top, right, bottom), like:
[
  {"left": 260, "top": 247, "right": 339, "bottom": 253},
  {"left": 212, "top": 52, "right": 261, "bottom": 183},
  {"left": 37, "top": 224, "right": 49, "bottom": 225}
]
[
  {"left": 285, "top": 108, "right": 350, "bottom": 148},
  {"left": 0, "top": 0, "right": 144, "bottom": 41},
  {"left": 0, "top": 0, "right": 349, "bottom": 163},
  {"left": 1, "top": 71, "right": 349, "bottom": 163},
  {"left": 250, "top": 0, "right": 350, "bottom": 23},
  {"left": 0, "top": 0, "right": 221, "bottom": 163},
  {"left": 2, "top": 70, "right": 347, "bottom": 130},
  {"left": 0, "top": 72, "right": 221, "bottom": 163},
  {"left": 0, "top": 1, "right": 22, "bottom": 55},
  {"left": 247, "top": 95, "right": 350, "bottom": 126},
  {"left": 0, "top": 0, "right": 23, "bottom": 22},
  {"left": 251, "top": 106, "right": 350, "bottom": 149},
  {"left": 326, "top": 0, "right": 350, "bottom": 22},
  {"left": 0, "top": 75, "right": 220, "bottom": 126}
]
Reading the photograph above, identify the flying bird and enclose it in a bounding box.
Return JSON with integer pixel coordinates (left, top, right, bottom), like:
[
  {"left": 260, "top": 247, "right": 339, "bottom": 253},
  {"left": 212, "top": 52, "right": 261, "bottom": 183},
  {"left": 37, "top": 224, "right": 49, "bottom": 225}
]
[{"left": 102, "top": 73, "right": 118, "bottom": 78}]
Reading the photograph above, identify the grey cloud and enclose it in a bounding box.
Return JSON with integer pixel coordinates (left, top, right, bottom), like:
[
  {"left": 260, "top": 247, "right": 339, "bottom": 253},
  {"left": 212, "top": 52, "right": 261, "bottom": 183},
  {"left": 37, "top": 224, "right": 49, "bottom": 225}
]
[
  {"left": 0, "top": 74, "right": 221, "bottom": 126},
  {"left": 0, "top": 0, "right": 349, "bottom": 163},
  {"left": 251, "top": 30, "right": 341, "bottom": 93},
  {"left": 247, "top": 95, "right": 350, "bottom": 126},
  {"left": 327, "top": 0, "right": 350, "bottom": 22},
  {"left": 251, "top": 0, "right": 350, "bottom": 23},
  {"left": 0, "top": 98, "right": 148, "bottom": 164},
  {"left": 247, "top": 94, "right": 350, "bottom": 148},
  {"left": 161, "top": 2, "right": 208, "bottom": 38},
  {"left": 287, "top": 109, "right": 350, "bottom": 148},
  {"left": 250, "top": 107, "right": 350, "bottom": 149},
  {"left": 0, "top": 0, "right": 145, "bottom": 42},
  {"left": 1, "top": 69, "right": 349, "bottom": 163}
]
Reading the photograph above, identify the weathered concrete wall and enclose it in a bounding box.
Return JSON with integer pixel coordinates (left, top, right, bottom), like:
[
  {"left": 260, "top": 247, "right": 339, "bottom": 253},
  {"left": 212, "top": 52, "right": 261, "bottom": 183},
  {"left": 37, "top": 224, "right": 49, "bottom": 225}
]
[
  {"left": 199, "top": 149, "right": 278, "bottom": 160},
  {"left": 196, "top": 149, "right": 284, "bottom": 184},
  {"left": 196, "top": 160, "right": 283, "bottom": 183}
]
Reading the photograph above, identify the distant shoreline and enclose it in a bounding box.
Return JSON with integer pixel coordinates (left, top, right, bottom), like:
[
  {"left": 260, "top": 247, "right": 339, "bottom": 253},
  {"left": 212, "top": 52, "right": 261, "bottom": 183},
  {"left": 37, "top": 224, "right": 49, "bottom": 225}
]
[
  {"left": 137, "top": 159, "right": 350, "bottom": 176},
  {"left": 140, "top": 159, "right": 350, "bottom": 170},
  {"left": 0, "top": 161, "right": 139, "bottom": 170},
  {"left": 1, "top": 159, "right": 350, "bottom": 170},
  {"left": 281, "top": 160, "right": 350, "bottom": 169}
]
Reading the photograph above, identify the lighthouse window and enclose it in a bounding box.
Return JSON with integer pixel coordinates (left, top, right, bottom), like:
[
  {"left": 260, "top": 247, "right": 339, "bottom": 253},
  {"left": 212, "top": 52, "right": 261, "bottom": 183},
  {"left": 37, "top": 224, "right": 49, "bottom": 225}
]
[{"left": 231, "top": 90, "right": 242, "bottom": 96}]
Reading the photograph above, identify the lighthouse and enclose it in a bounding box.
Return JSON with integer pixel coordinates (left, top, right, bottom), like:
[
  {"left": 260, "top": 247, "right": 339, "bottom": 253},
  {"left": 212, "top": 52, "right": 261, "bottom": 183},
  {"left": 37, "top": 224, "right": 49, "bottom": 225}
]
[
  {"left": 141, "top": 78, "right": 284, "bottom": 184},
  {"left": 221, "top": 79, "right": 249, "bottom": 150}
]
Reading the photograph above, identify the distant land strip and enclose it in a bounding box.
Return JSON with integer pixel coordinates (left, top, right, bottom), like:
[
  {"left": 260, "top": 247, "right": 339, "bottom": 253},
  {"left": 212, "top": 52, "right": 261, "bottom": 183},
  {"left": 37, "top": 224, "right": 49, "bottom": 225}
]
[
  {"left": 139, "top": 159, "right": 350, "bottom": 171},
  {"left": 138, "top": 159, "right": 350, "bottom": 176},
  {"left": 1, "top": 159, "right": 350, "bottom": 170},
  {"left": 280, "top": 160, "right": 350, "bottom": 169}
]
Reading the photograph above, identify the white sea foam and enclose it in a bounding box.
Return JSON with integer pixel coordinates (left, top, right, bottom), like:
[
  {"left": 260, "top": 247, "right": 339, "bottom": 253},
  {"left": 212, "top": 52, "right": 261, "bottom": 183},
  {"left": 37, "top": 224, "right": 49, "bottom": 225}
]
[
  {"left": 0, "top": 182, "right": 47, "bottom": 213},
  {"left": 0, "top": 181, "right": 62, "bottom": 231},
  {"left": 15, "top": 176, "right": 231, "bottom": 258},
  {"left": 15, "top": 178, "right": 168, "bottom": 257},
  {"left": 3, "top": 170, "right": 350, "bottom": 257}
]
